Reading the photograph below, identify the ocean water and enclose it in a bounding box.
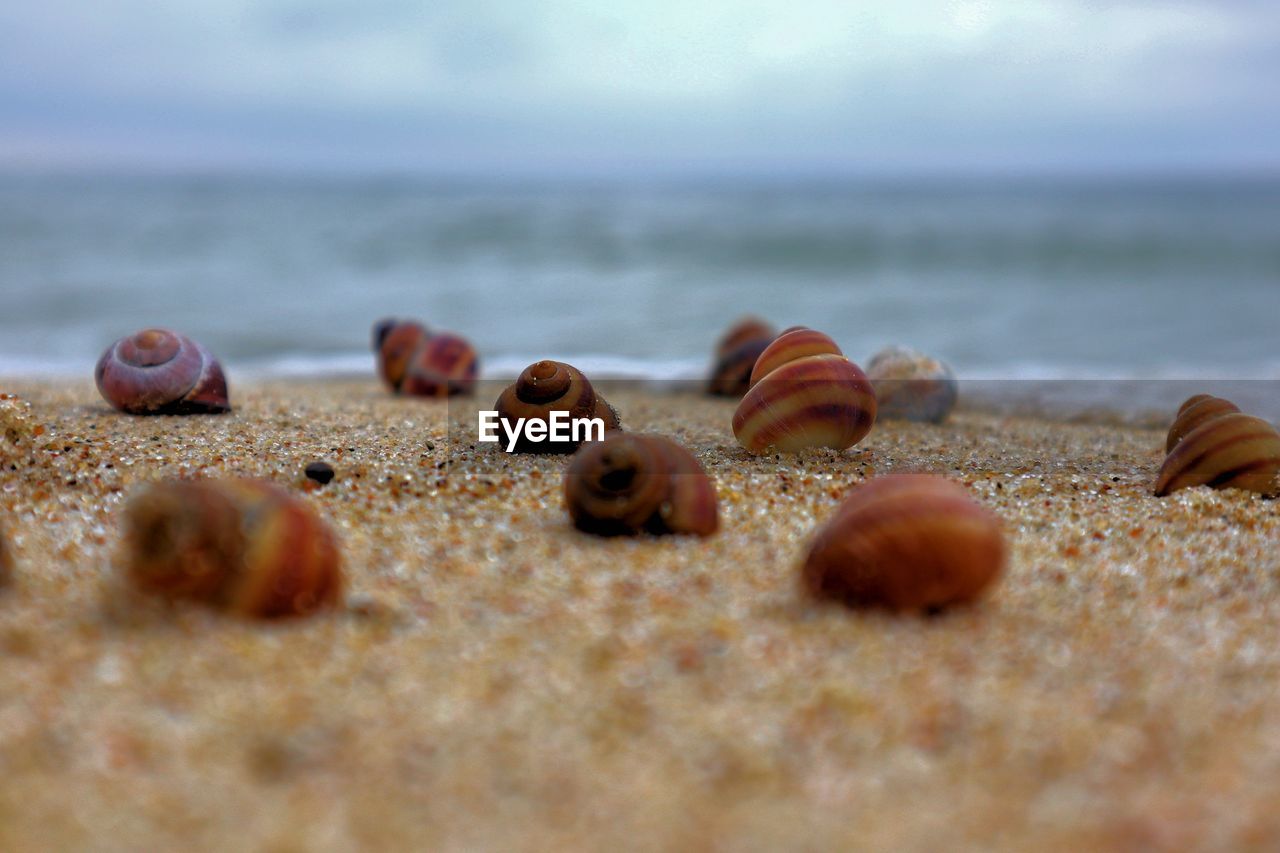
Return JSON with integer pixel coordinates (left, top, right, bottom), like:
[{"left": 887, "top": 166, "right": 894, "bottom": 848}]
[{"left": 1, "top": 174, "right": 1278, "bottom": 385}]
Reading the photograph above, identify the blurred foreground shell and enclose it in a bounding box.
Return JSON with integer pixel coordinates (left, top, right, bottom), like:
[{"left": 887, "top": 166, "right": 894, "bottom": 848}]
[
  {"left": 1154, "top": 413, "right": 1280, "bottom": 497},
  {"left": 565, "top": 434, "right": 717, "bottom": 536},
  {"left": 707, "top": 317, "right": 775, "bottom": 398},
  {"left": 732, "top": 328, "right": 876, "bottom": 453},
  {"left": 95, "top": 329, "right": 230, "bottom": 415},
  {"left": 865, "top": 345, "right": 958, "bottom": 424},
  {"left": 122, "top": 478, "right": 342, "bottom": 618},
  {"left": 494, "top": 360, "right": 620, "bottom": 453},
  {"left": 1165, "top": 394, "right": 1240, "bottom": 453},
  {"left": 802, "top": 474, "right": 1005, "bottom": 611},
  {"left": 373, "top": 319, "right": 478, "bottom": 397}
]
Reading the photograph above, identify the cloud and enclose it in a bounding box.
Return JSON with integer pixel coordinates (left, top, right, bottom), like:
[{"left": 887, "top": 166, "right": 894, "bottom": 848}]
[{"left": 0, "top": 0, "right": 1276, "bottom": 173}]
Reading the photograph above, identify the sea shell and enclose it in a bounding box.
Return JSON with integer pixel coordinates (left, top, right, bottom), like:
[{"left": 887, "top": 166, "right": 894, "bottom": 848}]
[
  {"left": 373, "top": 319, "right": 429, "bottom": 392},
  {"left": 95, "top": 329, "right": 230, "bottom": 415},
  {"left": 564, "top": 434, "right": 718, "bottom": 536},
  {"left": 400, "top": 333, "right": 480, "bottom": 398},
  {"left": 493, "top": 360, "right": 620, "bottom": 453},
  {"left": 1154, "top": 413, "right": 1280, "bottom": 497},
  {"left": 732, "top": 327, "right": 876, "bottom": 453},
  {"left": 801, "top": 473, "right": 1006, "bottom": 611},
  {"left": 373, "top": 319, "right": 477, "bottom": 397},
  {"left": 707, "top": 317, "right": 775, "bottom": 398},
  {"left": 122, "top": 478, "right": 343, "bottom": 618},
  {"left": 865, "top": 345, "right": 958, "bottom": 424},
  {"left": 1165, "top": 394, "right": 1240, "bottom": 453}
]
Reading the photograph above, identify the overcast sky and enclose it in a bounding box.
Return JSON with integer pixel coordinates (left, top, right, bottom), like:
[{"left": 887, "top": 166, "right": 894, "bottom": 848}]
[{"left": 1, "top": 0, "right": 1277, "bottom": 176}]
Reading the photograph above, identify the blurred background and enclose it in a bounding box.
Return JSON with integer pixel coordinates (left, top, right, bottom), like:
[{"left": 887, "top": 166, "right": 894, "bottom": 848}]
[{"left": 1, "top": 0, "right": 1277, "bottom": 380}]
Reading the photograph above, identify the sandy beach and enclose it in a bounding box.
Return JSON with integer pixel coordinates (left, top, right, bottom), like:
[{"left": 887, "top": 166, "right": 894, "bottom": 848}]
[{"left": 2, "top": 378, "right": 1279, "bottom": 850}]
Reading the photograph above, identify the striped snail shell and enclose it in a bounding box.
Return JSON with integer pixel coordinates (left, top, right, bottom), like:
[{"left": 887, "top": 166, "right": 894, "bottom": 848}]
[
  {"left": 122, "top": 478, "right": 343, "bottom": 618},
  {"left": 494, "top": 360, "right": 621, "bottom": 453},
  {"left": 1154, "top": 413, "right": 1280, "bottom": 497},
  {"left": 373, "top": 319, "right": 478, "bottom": 397},
  {"left": 401, "top": 333, "right": 479, "bottom": 398},
  {"left": 732, "top": 327, "right": 876, "bottom": 453},
  {"left": 802, "top": 473, "right": 1005, "bottom": 611},
  {"left": 95, "top": 329, "right": 230, "bottom": 415},
  {"left": 707, "top": 317, "right": 775, "bottom": 398},
  {"left": 564, "top": 434, "right": 717, "bottom": 536},
  {"left": 865, "top": 345, "right": 958, "bottom": 424},
  {"left": 1165, "top": 394, "right": 1240, "bottom": 453},
  {"left": 373, "top": 319, "right": 430, "bottom": 393}
]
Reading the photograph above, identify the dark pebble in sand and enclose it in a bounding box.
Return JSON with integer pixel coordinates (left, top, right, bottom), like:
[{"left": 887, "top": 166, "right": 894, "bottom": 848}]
[{"left": 305, "top": 461, "right": 335, "bottom": 485}]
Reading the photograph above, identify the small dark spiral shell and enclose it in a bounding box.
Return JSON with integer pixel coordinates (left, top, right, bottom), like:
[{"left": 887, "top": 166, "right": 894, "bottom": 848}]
[
  {"left": 494, "top": 361, "right": 621, "bottom": 453},
  {"left": 374, "top": 319, "right": 431, "bottom": 392},
  {"left": 564, "top": 434, "right": 718, "bottom": 536},
  {"left": 401, "top": 333, "right": 480, "bottom": 398},
  {"left": 707, "top": 317, "right": 775, "bottom": 398},
  {"left": 802, "top": 474, "right": 1006, "bottom": 611},
  {"left": 1165, "top": 394, "right": 1240, "bottom": 453},
  {"left": 122, "top": 478, "right": 343, "bottom": 619},
  {"left": 1154, "top": 413, "right": 1280, "bottom": 497},
  {"left": 95, "top": 329, "right": 230, "bottom": 415}
]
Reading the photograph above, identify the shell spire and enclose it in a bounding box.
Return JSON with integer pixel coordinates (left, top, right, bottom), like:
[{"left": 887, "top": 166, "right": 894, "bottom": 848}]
[
  {"left": 1164, "top": 394, "right": 1240, "bottom": 453},
  {"left": 493, "top": 360, "right": 620, "bottom": 453}
]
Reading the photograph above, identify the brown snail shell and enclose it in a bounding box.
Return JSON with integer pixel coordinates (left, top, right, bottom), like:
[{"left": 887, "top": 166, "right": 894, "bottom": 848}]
[
  {"left": 400, "top": 333, "right": 479, "bottom": 398},
  {"left": 733, "top": 328, "right": 876, "bottom": 453},
  {"left": 802, "top": 473, "right": 1005, "bottom": 611},
  {"left": 707, "top": 317, "right": 775, "bottom": 398},
  {"left": 95, "top": 329, "right": 230, "bottom": 415},
  {"left": 1154, "top": 413, "right": 1280, "bottom": 497},
  {"left": 1165, "top": 395, "right": 1240, "bottom": 453},
  {"left": 373, "top": 319, "right": 430, "bottom": 392},
  {"left": 564, "top": 434, "right": 717, "bottom": 536},
  {"left": 494, "top": 360, "right": 621, "bottom": 453},
  {"left": 865, "top": 345, "right": 958, "bottom": 424},
  {"left": 122, "top": 478, "right": 343, "bottom": 618}
]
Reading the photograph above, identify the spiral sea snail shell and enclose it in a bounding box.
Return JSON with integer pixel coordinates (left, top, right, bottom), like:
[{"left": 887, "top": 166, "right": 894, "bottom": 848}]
[
  {"left": 1154, "top": 411, "right": 1280, "bottom": 497},
  {"left": 122, "top": 478, "right": 343, "bottom": 618},
  {"left": 1164, "top": 394, "right": 1240, "bottom": 453},
  {"left": 732, "top": 327, "right": 876, "bottom": 453},
  {"left": 865, "top": 345, "right": 958, "bottom": 424},
  {"left": 564, "top": 434, "right": 718, "bottom": 536},
  {"left": 707, "top": 316, "right": 775, "bottom": 398},
  {"left": 95, "top": 329, "right": 230, "bottom": 415},
  {"left": 373, "top": 318, "right": 478, "bottom": 397},
  {"left": 802, "top": 474, "right": 1006, "bottom": 611},
  {"left": 494, "top": 360, "right": 620, "bottom": 453}
]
